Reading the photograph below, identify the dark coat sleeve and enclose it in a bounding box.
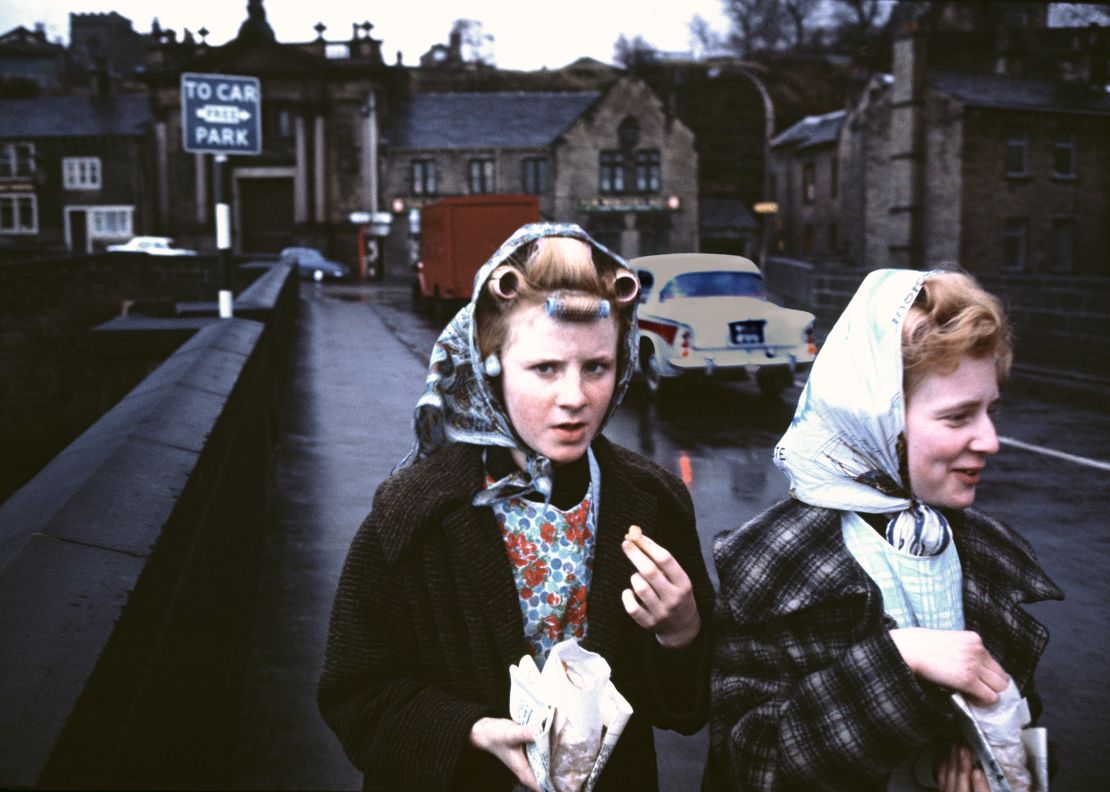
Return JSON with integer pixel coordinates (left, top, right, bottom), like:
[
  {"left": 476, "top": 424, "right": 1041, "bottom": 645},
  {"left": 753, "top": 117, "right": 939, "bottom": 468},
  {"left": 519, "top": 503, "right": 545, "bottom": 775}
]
[
  {"left": 317, "top": 488, "right": 499, "bottom": 791},
  {"left": 708, "top": 504, "right": 953, "bottom": 792},
  {"left": 616, "top": 446, "right": 715, "bottom": 735}
]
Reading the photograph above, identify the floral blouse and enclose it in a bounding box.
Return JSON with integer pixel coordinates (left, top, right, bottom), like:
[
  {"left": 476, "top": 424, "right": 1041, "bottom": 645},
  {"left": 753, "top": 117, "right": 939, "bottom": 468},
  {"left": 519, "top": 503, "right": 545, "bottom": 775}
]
[{"left": 491, "top": 486, "right": 597, "bottom": 667}]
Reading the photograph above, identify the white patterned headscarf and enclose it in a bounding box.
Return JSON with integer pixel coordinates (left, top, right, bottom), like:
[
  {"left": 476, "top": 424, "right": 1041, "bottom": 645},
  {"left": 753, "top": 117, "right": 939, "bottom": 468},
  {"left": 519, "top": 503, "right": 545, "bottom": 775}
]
[
  {"left": 774, "top": 269, "right": 952, "bottom": 556},
  {"left": 396, "top": 222, "right": 639, "bottom": 507}
]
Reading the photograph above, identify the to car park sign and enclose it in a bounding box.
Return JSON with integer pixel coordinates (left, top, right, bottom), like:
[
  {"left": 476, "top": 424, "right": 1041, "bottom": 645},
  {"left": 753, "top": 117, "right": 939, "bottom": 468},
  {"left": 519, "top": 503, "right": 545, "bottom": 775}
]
[{"left": 181, "top": 72, "right": 262, "bottom": 155}]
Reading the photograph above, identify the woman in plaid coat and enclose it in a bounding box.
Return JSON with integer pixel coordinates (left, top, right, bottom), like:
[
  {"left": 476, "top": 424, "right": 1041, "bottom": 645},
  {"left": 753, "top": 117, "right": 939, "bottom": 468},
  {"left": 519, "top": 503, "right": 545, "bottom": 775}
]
[{"left": 707, "top": 270, "right": 1062, "bottom": 792}]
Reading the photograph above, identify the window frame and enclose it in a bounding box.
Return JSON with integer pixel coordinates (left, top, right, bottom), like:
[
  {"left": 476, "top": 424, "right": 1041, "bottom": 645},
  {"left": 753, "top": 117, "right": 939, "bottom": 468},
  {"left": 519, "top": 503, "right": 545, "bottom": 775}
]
[
  {"left": 599, "top": 150, "right": 624, "bottom": 194},
  {"left": 1003, "top": 218, "right": 1028, "bottom": 271},
  {"left": 89, "top": 205, "right": 134, "bottom": 238},
  {"left": 521, "top": 157, "right": 548, "bottom": 195},
  {"left": 63, "top": 156, "right": 102, "bottom": 190},
  {"left": 410, "top": 158, "right": 437, "bottom": 196},
  {"left": 1051, "top": 217, "right": 1075, "bottom": 272},
  {"left": 634, "top": 149, "right": 661, "bottom": 194},
  {"left": 1052, "top": 135, "right": 1076, "bottom": 180},
  {"left": 802, "top": 162, "right": 816, "bottom": 204},
  {"left": 0, "top": 192, "right": 38, "bottom": 234},
  {"left": 1004, "top": 131, "right": 1029, "bottom": 178},
  {"left": 467, "top": 157, "right": 495, "bottom": 194},
  {"left": 0, "top": 142, "right": 36, "bottom": 180},
  {"left": 599, "top": 148, "right": 661, "bottom": 195}
]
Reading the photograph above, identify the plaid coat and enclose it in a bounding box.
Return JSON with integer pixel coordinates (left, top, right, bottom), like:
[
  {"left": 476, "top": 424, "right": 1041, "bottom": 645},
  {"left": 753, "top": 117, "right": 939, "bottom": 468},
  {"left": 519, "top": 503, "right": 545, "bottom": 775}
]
[
  {"left": 706, "top": 499, "right": 1063, "bottom": 792},
  {"left": 319, "top": 436, "right": 714, "bottom": 792}
]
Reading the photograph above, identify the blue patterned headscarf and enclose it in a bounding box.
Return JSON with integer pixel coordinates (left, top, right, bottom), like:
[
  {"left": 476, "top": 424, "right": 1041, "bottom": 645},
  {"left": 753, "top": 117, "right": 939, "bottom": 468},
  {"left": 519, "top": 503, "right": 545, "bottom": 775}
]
[
  {"left": 397, "top": 223, "right": 639, "bottom": 507},
  {"left": 774, "top": 269, "right": 952, "bottom": 556}
]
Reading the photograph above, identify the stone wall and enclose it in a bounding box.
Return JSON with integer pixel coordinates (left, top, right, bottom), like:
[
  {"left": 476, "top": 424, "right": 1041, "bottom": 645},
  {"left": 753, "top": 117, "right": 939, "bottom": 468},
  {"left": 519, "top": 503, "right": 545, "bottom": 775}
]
[
  {"left": 764, "top": 257, "right": 1110, "bottom": 385},
  {"left": 0, "top": 253, "right": 262, "bottom": 502},
  {"left": 0, "top": 264, "right": 296, "bottom": 788}
]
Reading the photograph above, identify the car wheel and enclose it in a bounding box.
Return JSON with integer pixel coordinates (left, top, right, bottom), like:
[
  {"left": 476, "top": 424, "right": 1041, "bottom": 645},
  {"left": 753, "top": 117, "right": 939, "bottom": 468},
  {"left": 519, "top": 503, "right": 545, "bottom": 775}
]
[
  {"left": 756, "top": 366, "right": 791, "bottom": 399},
  {"left": 640, "top": 342, "right": 672, "bottom": 396}
]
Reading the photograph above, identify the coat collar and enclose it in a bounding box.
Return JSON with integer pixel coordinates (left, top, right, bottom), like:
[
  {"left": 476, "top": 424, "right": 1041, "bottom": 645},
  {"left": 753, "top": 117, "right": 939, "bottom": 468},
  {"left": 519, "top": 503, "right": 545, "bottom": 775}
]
[
  {"left": 376, "top": 437, "right": 661, "bottom": 668},
  {"left": 715, "top": 501, "right": 874, "bottom": 624},
  {"left": 715, "top": 500, "right": 1063, "bottom": 628}
]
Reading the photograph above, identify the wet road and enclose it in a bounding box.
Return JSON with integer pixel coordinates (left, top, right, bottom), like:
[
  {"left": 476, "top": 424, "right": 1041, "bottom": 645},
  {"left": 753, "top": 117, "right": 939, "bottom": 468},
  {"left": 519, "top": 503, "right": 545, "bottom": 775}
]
[{"left": 242, "top": 280, "right": 1109, "bottom": 790}]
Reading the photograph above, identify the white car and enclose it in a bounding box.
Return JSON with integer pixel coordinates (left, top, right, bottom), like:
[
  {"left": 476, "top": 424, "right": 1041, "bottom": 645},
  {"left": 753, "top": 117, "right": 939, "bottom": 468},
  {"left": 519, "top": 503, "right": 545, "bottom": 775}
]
[
  {"left": 107, "top": 236, "right": 197, "bottom": 256},
  {"left": 632, "top": 253, "right": 816, "bottom": 397}
]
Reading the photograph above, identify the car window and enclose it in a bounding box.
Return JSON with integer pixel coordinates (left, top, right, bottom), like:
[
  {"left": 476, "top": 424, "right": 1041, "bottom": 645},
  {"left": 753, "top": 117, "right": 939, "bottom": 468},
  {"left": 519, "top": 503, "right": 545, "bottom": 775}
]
[{"left": 658, "top": 271, "right": 765, "bottom": 302}]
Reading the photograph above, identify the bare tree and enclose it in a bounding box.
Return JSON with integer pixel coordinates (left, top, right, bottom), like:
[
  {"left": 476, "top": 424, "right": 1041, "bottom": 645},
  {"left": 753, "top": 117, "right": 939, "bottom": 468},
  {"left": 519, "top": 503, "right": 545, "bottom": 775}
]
[
  {"left": 782, "top": 0, "right": 823, "bottom": 49},
  {"left": 450, "top": 19, "right": 495, "bottom": 66},
  {"left": 721, "top": 0, "right": 792, "bottom": 56},
  {"left": 831, "top": 0, "right": 886, "bottom": 40},
  {"left": 613, "top": 34, "right": 659, "bottom": 68},
  {"left": 688, "top": 14, "right": 723, "bottom": 59}
]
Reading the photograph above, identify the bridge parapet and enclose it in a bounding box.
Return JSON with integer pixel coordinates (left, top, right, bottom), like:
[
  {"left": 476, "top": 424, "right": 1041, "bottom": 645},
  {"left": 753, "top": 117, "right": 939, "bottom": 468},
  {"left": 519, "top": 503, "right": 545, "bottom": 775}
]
[{"left": 0, "top": 264, "right": 296, "bottom": 788}]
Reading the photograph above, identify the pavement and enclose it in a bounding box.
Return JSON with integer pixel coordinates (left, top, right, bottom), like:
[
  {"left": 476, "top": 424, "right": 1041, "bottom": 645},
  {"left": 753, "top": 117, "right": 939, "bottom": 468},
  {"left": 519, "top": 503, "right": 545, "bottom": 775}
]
[{"left": 230, "top": 277, "right": 426, "bottom": 790}]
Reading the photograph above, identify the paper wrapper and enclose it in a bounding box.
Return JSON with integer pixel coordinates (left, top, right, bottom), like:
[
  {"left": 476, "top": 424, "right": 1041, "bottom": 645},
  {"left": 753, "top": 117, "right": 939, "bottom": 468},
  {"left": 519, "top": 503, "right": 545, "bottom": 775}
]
[
  {"left": 508, "top": 639, "right": 633, "bottom": 792},
  {"left": 951, "top": 683, "right": 1048, "bottom": 792}
]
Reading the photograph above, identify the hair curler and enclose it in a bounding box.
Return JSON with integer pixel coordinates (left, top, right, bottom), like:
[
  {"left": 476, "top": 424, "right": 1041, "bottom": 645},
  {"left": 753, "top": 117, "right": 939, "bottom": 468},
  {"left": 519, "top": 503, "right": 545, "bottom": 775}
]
[
  {"left": 545, "top": 292, "right": 611, "bottom": 320},
  {"left": 610, "top": 269, "right": 640, "bottom": 304},
  {"left": 488, "top": 265, "right": 521, "bottom": 300}
]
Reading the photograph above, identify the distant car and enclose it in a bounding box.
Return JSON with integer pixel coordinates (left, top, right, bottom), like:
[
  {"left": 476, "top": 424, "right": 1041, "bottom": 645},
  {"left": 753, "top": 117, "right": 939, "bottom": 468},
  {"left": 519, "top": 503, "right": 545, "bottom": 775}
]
[
  {"left": 632, "top": 253, "right": 817, "bottom": 397},
  {"left": 280, "top": 247, "right": 349, "bottom": 281},
  {"left": 106, "top": 236, "right": 197, "bottom": 256}
]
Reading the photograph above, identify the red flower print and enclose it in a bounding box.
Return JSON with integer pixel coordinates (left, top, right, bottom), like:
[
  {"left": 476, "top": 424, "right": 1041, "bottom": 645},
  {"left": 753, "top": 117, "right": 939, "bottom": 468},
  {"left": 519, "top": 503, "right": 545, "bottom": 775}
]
[
  {"left": 504, "top": 531, "right": 537, "bottom": 568},
  {"left": 520, "top": 586, "right": 533, "bottom": 600},
  {"left": 523, "top": 559, "right": 549, "bottom": 588},
  {"left": 543, "top": 614, "right": 561, "bottom": 639},
  {"left": 546, "top": 592, "right": 561, "bottom": 606},
  {"left": 564, "top": 522, "right": 592, "bottom": 546},
  {"left": 540, "top": 522, "right": 556, "bottom": 544},
  {"left": 565, "top": 502, "right": 589, "bottom": 531},
  {"left": 564, "top": 585, "right": 588, "bottom": 626}
]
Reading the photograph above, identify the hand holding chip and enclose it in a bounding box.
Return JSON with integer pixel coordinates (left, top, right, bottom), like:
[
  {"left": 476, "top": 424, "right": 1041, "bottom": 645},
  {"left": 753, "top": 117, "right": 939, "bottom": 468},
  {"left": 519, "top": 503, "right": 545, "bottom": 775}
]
[{"left": 620, "top": 525, "right": 701, "bottom": 649}]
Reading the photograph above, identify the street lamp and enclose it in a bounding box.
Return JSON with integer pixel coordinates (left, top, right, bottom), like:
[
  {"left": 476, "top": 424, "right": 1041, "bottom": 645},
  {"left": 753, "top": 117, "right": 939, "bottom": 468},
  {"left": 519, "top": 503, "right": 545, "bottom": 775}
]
[{"left": 733, "top": 63, "right": 775, "bottom": 268}]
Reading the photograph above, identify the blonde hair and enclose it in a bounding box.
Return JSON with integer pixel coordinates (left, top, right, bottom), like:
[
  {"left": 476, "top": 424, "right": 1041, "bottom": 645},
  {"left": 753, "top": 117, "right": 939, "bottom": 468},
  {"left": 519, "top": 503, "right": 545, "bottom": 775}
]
[
  {"left": 476, "top": 237, "right": 636, "bottom": 370},
  {"left": 902, "top": 270, "right": 1012, "bottom": 398}
]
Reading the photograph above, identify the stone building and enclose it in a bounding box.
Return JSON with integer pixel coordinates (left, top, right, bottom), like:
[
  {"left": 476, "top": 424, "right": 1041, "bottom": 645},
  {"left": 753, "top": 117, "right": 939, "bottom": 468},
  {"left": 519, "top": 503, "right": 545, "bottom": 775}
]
[
  {"left": 768, "top": 109, "right": 846, "bottom": 262},
  {"left": 382, "top": 76, "right": 698, "bottom": 262},
  {"left": 141, "top": 0, "right": 407, "bottom": 260},
  {"left": 771, "top": 10, "right": 1110, "bottom": 275},
  {"left": 0, "top": 25, "right": 66, "bottom": 93},
  {"left": 0, "top": 94, "right": 151, "bottom": 255}
]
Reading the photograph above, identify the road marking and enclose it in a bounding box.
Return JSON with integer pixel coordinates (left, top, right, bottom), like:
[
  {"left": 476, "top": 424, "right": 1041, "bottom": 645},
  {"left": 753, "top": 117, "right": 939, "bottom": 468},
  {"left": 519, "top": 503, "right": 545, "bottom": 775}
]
[{"left": 1000, "top": 436, "right": 1110, "bottom": 473}]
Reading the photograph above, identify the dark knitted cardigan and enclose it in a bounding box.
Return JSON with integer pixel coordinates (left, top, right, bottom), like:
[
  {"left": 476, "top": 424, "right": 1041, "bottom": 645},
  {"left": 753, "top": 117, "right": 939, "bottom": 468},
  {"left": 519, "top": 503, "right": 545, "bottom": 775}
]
[{"left": 319, "top": 436, "right": 715, "bottom": 792}]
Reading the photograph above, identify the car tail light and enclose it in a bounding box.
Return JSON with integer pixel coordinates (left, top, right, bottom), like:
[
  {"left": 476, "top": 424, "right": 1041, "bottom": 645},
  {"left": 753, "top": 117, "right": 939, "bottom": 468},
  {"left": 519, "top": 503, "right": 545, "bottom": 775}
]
[
  {"left": 680, "top": 329, "right": 692, "bottom": 357},
  {"left": 804, "top": 323, "right": 817, "bottom": 355}
]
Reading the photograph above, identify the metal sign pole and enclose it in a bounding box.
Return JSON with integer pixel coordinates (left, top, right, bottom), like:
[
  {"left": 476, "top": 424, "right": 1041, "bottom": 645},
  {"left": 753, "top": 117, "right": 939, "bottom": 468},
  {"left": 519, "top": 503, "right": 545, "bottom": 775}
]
[
  {"left": 214, "top": 154, "right": 233, "bottom": 318},
  {"left": 180, "top": 72, "right": 262, "bottom": 318}
]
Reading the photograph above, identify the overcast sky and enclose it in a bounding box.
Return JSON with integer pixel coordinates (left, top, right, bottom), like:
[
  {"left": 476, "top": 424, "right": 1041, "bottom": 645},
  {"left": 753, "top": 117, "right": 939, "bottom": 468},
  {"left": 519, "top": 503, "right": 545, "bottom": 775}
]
[{"left": 0, "top": 0, "right": 734, "bottom": 70}]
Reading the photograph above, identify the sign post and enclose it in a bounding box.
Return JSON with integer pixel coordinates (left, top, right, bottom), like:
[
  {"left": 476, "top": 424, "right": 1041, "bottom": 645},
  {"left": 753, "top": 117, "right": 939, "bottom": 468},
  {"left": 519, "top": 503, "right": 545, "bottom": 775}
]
[{"left": 181, "top": 72, "right": 262, "bottom": 318}]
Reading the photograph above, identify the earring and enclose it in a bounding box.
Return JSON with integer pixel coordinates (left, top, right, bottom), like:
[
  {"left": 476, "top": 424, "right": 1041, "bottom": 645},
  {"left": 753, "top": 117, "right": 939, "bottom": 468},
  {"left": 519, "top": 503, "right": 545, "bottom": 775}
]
[{"left": 484, "top": 354, "right": 501, "bottom": 377}]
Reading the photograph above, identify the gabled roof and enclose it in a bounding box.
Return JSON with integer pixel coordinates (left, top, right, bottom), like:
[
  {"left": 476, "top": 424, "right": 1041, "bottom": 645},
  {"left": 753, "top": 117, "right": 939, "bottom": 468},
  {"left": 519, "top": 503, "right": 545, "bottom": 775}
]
[
  {"left": 929, "top": 71, "right": 1110, "bottom": 116},
  {"left": 0, "top": 25, "right": 63, "bottom": 54},
  {"left": 770, "top": 109, "right": 846, "bottom": 150},
  {"left": 0, "top": 95, "right": 151, "bottom": 138},
  {"left": 388, "top": 91, "right": 600, "bottom": 149}
]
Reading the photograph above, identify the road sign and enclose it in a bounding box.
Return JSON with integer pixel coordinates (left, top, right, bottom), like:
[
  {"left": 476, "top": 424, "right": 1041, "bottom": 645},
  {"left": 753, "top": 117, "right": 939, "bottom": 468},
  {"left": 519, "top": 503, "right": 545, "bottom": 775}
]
[{"left": 181, "top": 72, "right": 262, "bottom": 156}]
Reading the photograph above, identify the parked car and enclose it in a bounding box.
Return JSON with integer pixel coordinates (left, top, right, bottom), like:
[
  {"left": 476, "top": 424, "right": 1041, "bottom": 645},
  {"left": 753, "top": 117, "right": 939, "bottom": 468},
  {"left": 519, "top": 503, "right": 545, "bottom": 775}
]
[
  {"left": 280, "top": 247, "right": 349, "bottom": 281},
  {"left": 106, "top": 236, "right": 197, "bottom": 255},
  {"left": 631, "top": 253, "right": 817, "bottom": 397}
]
